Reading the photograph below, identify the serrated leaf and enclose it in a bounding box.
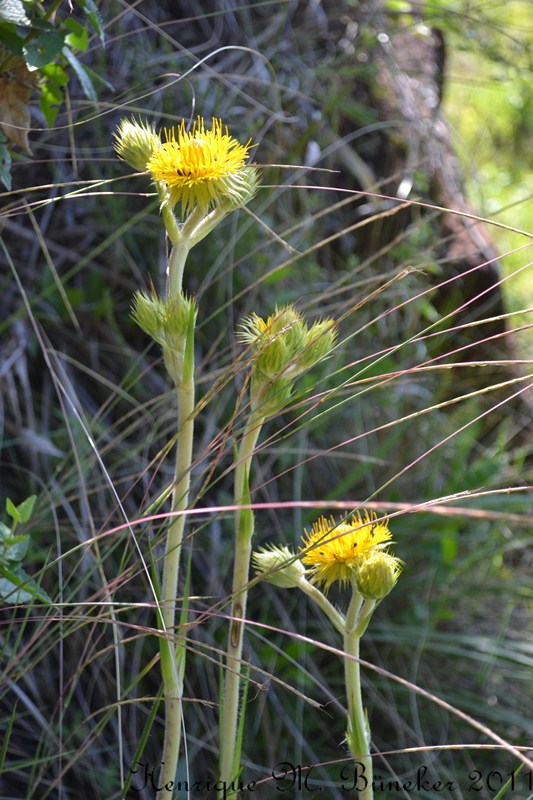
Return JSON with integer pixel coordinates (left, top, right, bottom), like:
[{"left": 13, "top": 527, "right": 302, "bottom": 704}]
[
  {"left": 23, "top": 29, "right": 65, "bottom": 68},
  {"left": 39, "top": 92, "right": 57, "bottom": 126},
  {"left": 26, "top": 19, "right": 56, "bottom": 33},
  {"left": 62, "top": 45, "right": 97, "bottom": 101},
  {"left": 0, "top": 574, "right": 35, "bottom": 603},
  {"left": 41, "top": 77, "right": 62, "bottom": 104},
  {"left": 41, "top": 62, "right": 69, "bottom": 87},
  {"left": 74, "top": 0, "right": 105, "bottom": 46},
  {"left": 0, "top": 0, "right": 30, "bottom": 26}
]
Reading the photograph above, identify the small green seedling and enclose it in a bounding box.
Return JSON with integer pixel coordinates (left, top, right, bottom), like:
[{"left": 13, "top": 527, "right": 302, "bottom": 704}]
[{"left": 0, "top": 496, "right": 51, "bottom": 605}]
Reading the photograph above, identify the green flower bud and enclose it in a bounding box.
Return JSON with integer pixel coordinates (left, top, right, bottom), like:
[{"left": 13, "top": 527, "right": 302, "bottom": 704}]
[
  {"left": 354, "top": 551, "right": 402, "bottom": 600},
  {"left": 255, "top": 336, "right": 289, "bottom": 380},
  {"left": 114, "top": 118, "right": 161, "bottom": 171},
  {"left": 299, "top": 319, "right": 338, "bottom": 372},
  {"left": 219, "top": 166, "right": 261, "bottom": 209},
  {"left": 252, "top": 544, "right": 306, "bottom": 589},
  {"left": 238, "top": 306, "right": 338, "bottom": 415},
  {"left": 132, "top": 291, "right": 197, "bottom": 384}
]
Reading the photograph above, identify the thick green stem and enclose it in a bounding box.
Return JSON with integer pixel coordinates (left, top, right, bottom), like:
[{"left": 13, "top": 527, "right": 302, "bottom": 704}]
[
  {"left": 156, "top": 241, "right": 195, "bottom": 798},
  {"left": 184, "top": 203, "right": 230, "bottom": 246},
  {"left": 219, "top": 413, "right": 264, "bottom": 797},
  {"left": 344, "top": 589, "right": 373, "bottom": 800},
  {"left": 167, "top": 241, "right": 191, "bottom": 299},
  {"left": 160, "top": 200, "right": 181, "bottom": 246},
  {"left": 156, "top": 376, "right": 195, "bottom": 799}
]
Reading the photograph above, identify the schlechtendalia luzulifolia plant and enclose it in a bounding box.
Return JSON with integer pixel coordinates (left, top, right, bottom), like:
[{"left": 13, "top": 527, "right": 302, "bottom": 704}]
[{"left": 114, "top": 116, "right": 401, "bottom": 800}]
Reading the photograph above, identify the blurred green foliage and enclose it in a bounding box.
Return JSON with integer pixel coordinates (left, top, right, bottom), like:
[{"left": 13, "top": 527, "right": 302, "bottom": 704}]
[{"left": 0, "top": 0, "right": 105, "bottom": 188}]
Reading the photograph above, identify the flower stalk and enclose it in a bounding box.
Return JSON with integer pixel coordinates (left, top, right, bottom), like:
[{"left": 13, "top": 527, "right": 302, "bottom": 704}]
[
  {"left": 219, "top": 308, "right": 338, "bottom": 796},
  {"left": 219, "top": 412, "right": 264, "bottom": 794},
  {"left": 344, "top": 587, "right": 373, "bottom": 800},
  {"left": 254, "top": 511, "right": 402, "bottom": 800},
  {"left": 115, "top": 113, "right": 260, "bottom": 793},
  {"left": 156, "top": 311, "right": 196, "bottom": 799},
  {"left": 167, "top": 240, "right": 191, "bottom": 299}
]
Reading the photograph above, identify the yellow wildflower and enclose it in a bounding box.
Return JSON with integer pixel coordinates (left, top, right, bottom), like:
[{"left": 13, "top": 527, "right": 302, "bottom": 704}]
[
  {"left": 300, "top": 511, "right": 394, "bottom": 592},
  {"left": 146, "top": 116, "right": 257, "bottom": 214}
]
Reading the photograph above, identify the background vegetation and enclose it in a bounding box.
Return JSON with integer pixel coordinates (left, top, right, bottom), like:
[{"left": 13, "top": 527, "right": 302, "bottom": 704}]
[{"left": 1, "top": 2, "right": 531, "bottom": 799}]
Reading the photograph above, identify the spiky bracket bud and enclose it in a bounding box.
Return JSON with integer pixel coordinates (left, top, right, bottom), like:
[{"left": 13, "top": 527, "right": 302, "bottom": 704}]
[
  {"left": 218, "top": 166, "right": 261, "bottom": 210},
  {"left": 114, "top": 118, "right": 161, "bottom": 172},
  {"left": 132, "top": 291, "right": 197, "bottom": 385},
  {"left": 238, "top": 306, "right": 337, "bottom": 416},
  {"left": 252, "top": 544, "right": 306, "bottom": 589},
  {"left": 354, "top": 551, "right": 402, "bottom": 601}
]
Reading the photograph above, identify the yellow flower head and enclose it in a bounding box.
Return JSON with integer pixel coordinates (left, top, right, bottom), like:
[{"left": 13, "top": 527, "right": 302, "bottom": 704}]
[
  {"left": 146, "top": 116, "right": 258, "bottom": 214},
  {"left": 300, "top": 511, "right": 393, "bottom": 592}
]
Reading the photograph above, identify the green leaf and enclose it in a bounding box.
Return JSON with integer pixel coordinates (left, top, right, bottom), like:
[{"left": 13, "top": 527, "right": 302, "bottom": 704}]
[
  {"left": 74, "top": 0, "right": 105, "bottom": 46},
  {"left": 0, "top": 22, "right": 24, "bottom": 55},
  {"left": 84, "top": 62, "right": 113, "bottom": 92},
  {"left": 0, "top": 0, "right": 30, "bottom": 26},
  {"left": 5, "top": 497, "right": 21, "bottom": 524},
  {"left": 0, "top": 564, "right": 51, "bottom": 605},
  {"left": 40, "top": 60, "right": 69, "bottom": 125},
  {"left": 2, "top": 533, "right": 29, "bottom": 562},
  {"left": 0, "top": 143, "right": 12, "bottom": 191},
  {"left": 40, "top": 85, "right": 62, "bottom": 126},
  {"left": 15, "top": 494, "right": 36, "bottom": 523},
  {"left": 64, "top": 17, "right": 89, "bottom": 52},
  {"left": 62, "top": 45, "right": 97, "bottom": 101},
  {"left": 41, "top": 61, "right": 69, "bottom": 87},
  {"left": 385, "top": 0, "right": 413, "bottom": 11},
  {"left": 6, "top": 494, "right": 36, "bottom": 525},
  {"left": 23, "top": 29, "right": 66, "bottom": 68},
  {"left": 39, "top": 79, "right": 61, "bottom": 109}
]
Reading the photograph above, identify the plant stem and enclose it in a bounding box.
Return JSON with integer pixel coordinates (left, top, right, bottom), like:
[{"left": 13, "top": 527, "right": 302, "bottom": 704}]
[
  {"left": 156, "top": 241, "right": 195, "bottom": 798},
  {"left": 219, "top": 412, "right": 264, "bottom": 797},
  {"left": 161, "top": 202, "right": 182, "bottom": 246},
  {"left": 156, "top": 374, "right": 195, "bottom": 799},
  {"left": 344, "top": 589, "right": 373, "bottom": 800},
  {"left": 167, "top": 240, "right": 190, "bottom": 299}
]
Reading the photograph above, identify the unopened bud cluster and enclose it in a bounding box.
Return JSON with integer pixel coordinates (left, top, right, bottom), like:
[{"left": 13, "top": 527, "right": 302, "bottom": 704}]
[
  {"left": 238, "top": 306, "right": 337, "bottom": 416},
  {"left": 132, "top": 291, "right": 197, "bottom": 385}
]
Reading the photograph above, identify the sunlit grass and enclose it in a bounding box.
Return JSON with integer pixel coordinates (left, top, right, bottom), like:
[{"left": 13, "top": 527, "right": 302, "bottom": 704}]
[{"left": 444, "top": 2, "right": 533, "bottom": 354}]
